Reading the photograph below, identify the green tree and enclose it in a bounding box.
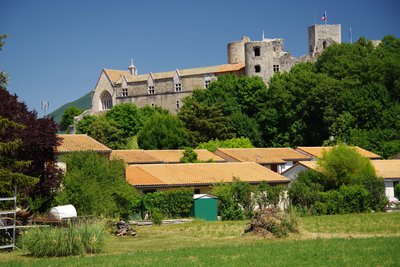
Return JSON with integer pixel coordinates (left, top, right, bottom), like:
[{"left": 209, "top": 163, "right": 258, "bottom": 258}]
[
  {"left": 180, "top": 147, "right": 198, "bottom": 163},
  {"left": 89, "top": 116, "right": 126, "bottom": 149},
  {"left": 317, "top": 144, "right": 376, "bottom": 190},
  {"left": 197, "top": 137, "right": 254, "bottom": 152},
  {"left": 179, "top": 95, "right": 234, "bottom": 146},
  {"left": 137, "top": 112, "right": 189, "bottom": 149},
  {"left": 56, "top": 153, "right": 139, "bottom": 219},
  {"left": 60, "top": 106, "right": 83, "bottom": 132},
  {"left": 104, "top": 103, "right": 142, "bottom": 137},
  {"left": 75, "top": 115, "right": 97, "bottom": 134}
]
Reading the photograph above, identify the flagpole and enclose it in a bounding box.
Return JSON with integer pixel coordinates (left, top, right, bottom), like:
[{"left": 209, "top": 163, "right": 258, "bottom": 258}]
[
  {"left": 325, "top": 11, "right": 327, "bottom": 25},
  {"left": 349, "top": 27, "right": 353, "bottom": 44}
]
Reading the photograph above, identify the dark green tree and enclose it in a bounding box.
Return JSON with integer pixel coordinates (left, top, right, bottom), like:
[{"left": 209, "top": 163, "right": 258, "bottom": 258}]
[
  {"left": 89, "top": 116, "right": 126, "bottom": 149},
  {"left": 179, "top": 93, "right": 234, "bottom": 146},
  {"left": 137, "top": 112, "right": 189, "bottom": 149},
  {"left": 0, "top": 117, "right": 39, "bottom": 202},
  {"left": 60, "top": 106, "right": 83, "bottom": 132},
  {"left": 75, "top": 115, "right": 97, "bottom": 135}
]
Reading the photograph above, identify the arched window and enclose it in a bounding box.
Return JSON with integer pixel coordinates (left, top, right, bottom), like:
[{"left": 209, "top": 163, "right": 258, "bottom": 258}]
[
  {"left": 100, "top": 91, "right": 113, "bottom": 110},
  {"left": 323, "top": 41, "right": 327, "bottom": 49}
]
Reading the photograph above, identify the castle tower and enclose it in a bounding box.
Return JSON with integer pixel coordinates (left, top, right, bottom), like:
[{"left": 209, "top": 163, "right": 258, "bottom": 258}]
[
  {"left": 227, "top": 36, "right": 250, "bottom": 64},
  {"left": 308, "top": 24, "right": 341, "bottom": 56},
  {"left": 244, "top": 37, "right": 285, "bottom": 83}
]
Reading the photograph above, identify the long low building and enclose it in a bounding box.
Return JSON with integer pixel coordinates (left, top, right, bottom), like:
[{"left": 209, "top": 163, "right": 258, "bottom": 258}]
[
  {"left": 295, "top": 146, "right": 382, "bottom": 160},
  {"left": 281, "top": 160, "right": 400, "bottom": 200},
  {"left": 126, "top": 162, "right": 289, "bottom": 194},
  {"left": 214, "top": 147, "right": 311, "bottom": 173},
  {"left": 111, "top": 149, "right": 225, "bottom": 164}
]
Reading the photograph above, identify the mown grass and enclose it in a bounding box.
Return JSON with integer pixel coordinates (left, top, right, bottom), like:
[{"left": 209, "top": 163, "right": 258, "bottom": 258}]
[
  {"left": 299, "top": 212, "right": 400, "bottom": 235},
  {"left": 1, "top": 212, "right": 399, "bottom": 266}
]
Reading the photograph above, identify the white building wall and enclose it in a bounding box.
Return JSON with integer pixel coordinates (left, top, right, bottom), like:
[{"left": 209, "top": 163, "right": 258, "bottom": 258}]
[
  {"left": 278, "top": 161, "right": 294, "bottom": 174},
  {"left": 385, "top": 180, "right": 396, "bottom": 200},
  {"left": 281, "top": 164, "right": 309, "bottom": 182}
]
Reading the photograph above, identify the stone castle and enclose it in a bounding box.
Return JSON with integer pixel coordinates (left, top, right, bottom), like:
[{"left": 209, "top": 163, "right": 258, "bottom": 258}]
[{"left": 88, "top": 24, "right": 341, "bottom": 115}]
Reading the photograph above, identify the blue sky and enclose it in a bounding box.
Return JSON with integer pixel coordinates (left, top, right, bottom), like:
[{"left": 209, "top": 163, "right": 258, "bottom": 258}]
[{"left": 0, "top": 0, "right": 399, "bottom": 114}]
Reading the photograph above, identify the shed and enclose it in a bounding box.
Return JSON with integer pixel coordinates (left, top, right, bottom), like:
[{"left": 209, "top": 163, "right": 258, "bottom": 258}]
[{"left": 192, "top": 194, "right": 218, "bottom": 221}]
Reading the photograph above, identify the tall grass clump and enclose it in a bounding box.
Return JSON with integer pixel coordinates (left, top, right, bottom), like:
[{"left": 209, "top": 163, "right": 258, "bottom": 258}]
[{"left": 22, "top": 222, "right": 106, "bottom": 257}]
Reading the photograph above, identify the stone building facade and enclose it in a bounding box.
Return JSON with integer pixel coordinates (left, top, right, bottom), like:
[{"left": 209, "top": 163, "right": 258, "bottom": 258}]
[{"left": 88, "top": 23, "right": 341, "bottom": 115}]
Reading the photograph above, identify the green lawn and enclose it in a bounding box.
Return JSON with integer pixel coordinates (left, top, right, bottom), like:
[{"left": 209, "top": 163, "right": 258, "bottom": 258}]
[{"left": 1, "top": 212, "right": 400, "bottom": 266}]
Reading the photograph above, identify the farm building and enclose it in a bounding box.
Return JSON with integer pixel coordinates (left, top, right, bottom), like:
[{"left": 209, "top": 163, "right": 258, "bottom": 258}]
[
  {"left": 214, "top": 148, "right": 311, "bottom": 173},
  {"left": 111, "top": 149, "right": 225, "bottom": 164},
  {"left": 125, "top": 162, "right": 289, "bottom": 194},
  {"left": 295, "top": 146, "right": 382, "bottom": 160}
]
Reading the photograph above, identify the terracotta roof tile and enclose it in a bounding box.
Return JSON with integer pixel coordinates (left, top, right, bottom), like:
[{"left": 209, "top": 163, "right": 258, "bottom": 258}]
[
  {"left": 57, "top": 134, "right": 111, "bottom": 153},
  {"left": 216, "top": 148, "right": 311, "bottom": 164},
  {"left": 126, "top": 162, "right": 289, "bottom": 187},
  {"left": 112, "top": 149, "right": 225, "bottom": 164},
  {"left": 296, "top": 146, "right": 382, "bottom": 159},
  {"left": 371, "top": 160, "right": 400, "bottom": 179},
  {"left": 111, "top": 150, "right": 161, "bottom": 164}
]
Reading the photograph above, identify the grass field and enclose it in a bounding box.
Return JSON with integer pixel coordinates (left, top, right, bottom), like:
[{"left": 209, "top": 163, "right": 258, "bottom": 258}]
[{"left": 1, "top": 212, "right": 399, "bottom": 266}]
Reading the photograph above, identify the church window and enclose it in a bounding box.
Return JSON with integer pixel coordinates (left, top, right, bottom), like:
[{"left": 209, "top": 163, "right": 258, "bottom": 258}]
[
  {"left": 175, "top": 83, "right": 182, "bottom": 92},
  {"left": 254, "top": 65, "right": 261, "bottom": 73},
  {"left": 100, "top": 91, "right": 113, "bottom": 110},
  {"left": 122, "top": 88, "right": 128, "bottom": 97},
  {"left": 148, "top": 86, "right": 155, "bottom": 94},
  {"left": 273, "top": 65, "right": 280, "bottom": 73},
  {"left": 254, "top": 46, "right": 260, "bottom": 57},
  {"left": 176, "top": 100, "right": 180, "bottom": 109}
]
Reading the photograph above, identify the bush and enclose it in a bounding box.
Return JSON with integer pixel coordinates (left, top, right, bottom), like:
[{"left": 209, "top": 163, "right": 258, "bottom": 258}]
[
  {"left": 211, "top": 178, "right": 254, "bottom": 220},
  {"left": 23, "top": 223, "right": 106, "bottom": 257},
  {"left": 141, "top": 188, "right": 194, "bottom": 219},
  {"left": 395, "top": 184, "right": 400, "bottom": 198},
  {"left": 56, "top": 153, "right": 140, "bottom": 219}
]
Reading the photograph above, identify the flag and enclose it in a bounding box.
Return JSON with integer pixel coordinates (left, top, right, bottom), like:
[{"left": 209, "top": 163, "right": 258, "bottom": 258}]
[{"left": 322, "top": 11, "right": 327, "bottom": 21}]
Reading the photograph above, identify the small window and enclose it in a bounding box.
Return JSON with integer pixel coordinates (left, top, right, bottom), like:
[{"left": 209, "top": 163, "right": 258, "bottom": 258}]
[
  {"left": 176, "top": 100, "right": 180, "bottom": 109},
  {"left": 254, "top": 46, "right": 260, "bottom": 57},
  {"left": 175, "top": 83, "right": 182, "bottom": 92},
  {"left": 254, "top": 65, "right": 261, "bottom": 73},
  {"left": 122, "top": 88, "right": 128, "bottom": 97},
  {"left": 151, "top": 103, "right": 155, "bottom": 107},
  {"left": 148, "top": 86, "right": 155, "bottom": 95},
  {"left": 323, "top": 41, "right": 327, "bottom": 49},
  {"left": 194, "top": 189, "right": 201, "bottom": 194},
  {"left": 204, "top": 80, "right": 211, "bottom": 88},
  {"left": 273, "top": 65, "right": 280, "bottom": 73}
]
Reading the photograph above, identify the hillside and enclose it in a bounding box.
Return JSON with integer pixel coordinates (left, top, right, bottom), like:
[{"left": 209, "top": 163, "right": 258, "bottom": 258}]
[{"left": 48, "top": 92, "right": 92, "bottom": 124}]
